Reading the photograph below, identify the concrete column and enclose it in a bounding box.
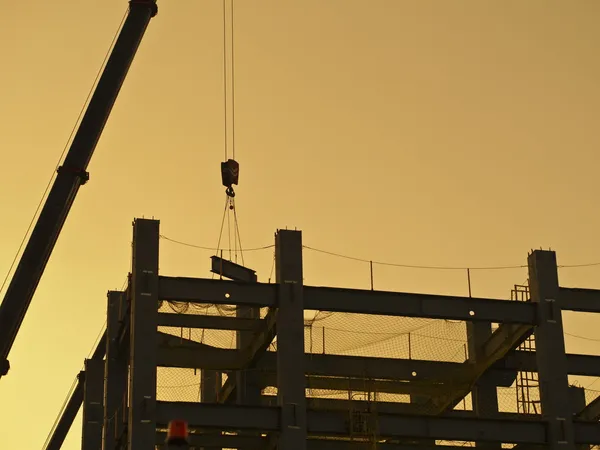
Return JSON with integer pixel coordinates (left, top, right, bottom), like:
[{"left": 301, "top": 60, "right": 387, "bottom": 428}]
[
  {"left": 82, "top": 358, "right": 104, "bottom": 450},
  {"left": 128, "top": 218, "right": 160, "bottom": 450},
  {"left": 529, "top": 250, "right": 575, "bottom": 450},
  {"left": 104, "top": 290, "right": 129, "bottom": 450},
  {"left": 275, "top": 229, "right": 307, "bottom": 450}
]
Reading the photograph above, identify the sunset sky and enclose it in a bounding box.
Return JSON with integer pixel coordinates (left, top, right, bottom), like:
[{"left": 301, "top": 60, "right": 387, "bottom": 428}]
[{"left": 2, "top": 1, "right": 600, "bottom": 448}]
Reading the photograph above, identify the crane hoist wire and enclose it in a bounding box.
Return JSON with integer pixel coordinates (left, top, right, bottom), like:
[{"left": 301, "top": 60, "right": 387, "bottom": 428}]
[{"left": 214, "top": 0, "right": 244, "bottom": 266}]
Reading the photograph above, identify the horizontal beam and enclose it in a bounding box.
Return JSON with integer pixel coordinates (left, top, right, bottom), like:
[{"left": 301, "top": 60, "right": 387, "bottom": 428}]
[
  {"left": 158, "top": 276, "right": 276, "bottom": 307},
  {"left": 573, "top": 421, "right": 600, "bottom": 444},
  {"left": 155, "top": 402, "right": 548, "bottom": 444},
  {"left": 155, "top": 337, "right": 600, "bottom": 384},
  {"left": 156, "top": 432, "right": 266, "bottom": 449},
  {"left": 157, "top": 312, "right": 263, "bottom": 331},
  {"left": 263, "top": 396, "right": 540, "bottom": 422},
  {"left": 154, "top": 432, "right": 524, "bottom": 450},
  {"left": 211, "top": 255, "right": 258, "bottom": 283},
  {"left": 158, "top": 277, "right": 538, "bottom": 323},
  {"left": 501, "top": 351, "right": 600, "bottom": 377},
  {"left": 559, "top": 287, "right": 600, "bottom": 313},
  {"left": 156, "top": 332, "right": 244, "bottom": 369},
  {"left": 156, "top": 402, "right": 280, "bottom": 430},
  {"left": 303, "top": 286, "right": 537, "bottom": 324}
]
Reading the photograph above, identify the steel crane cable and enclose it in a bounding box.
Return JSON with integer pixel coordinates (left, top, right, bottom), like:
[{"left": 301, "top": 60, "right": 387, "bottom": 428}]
[{"left": 214, "top": 0, "right": 244, "bottom": 267}]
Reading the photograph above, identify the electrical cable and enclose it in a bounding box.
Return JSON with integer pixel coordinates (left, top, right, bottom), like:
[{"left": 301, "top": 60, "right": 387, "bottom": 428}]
[
  {"left": 302, "top": 245, "right": 528, "bottom": 270},
  {"left": 0, "top": 9, "right": 128, "bottom": 298},
  {"left": 161, "top": 235, "right": 600, "bottom": 272},
  {"left": 161, "top": 234, "right": 273, "bottom": 252}
]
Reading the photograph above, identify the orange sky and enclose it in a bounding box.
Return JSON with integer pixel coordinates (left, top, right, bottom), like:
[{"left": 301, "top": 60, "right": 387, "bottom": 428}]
[{"left": 2, "top": 1, "right": 600, "bottom": 448}]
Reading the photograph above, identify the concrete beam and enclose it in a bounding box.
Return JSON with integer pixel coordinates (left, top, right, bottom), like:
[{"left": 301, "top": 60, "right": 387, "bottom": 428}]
[{"left": 154, "top": 402, "right": 549, "bottom": 444}]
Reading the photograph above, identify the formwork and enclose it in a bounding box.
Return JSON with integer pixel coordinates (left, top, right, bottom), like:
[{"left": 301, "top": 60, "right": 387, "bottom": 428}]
[{"left": 53, "top": 218, "right": 600, "bottom": 450}]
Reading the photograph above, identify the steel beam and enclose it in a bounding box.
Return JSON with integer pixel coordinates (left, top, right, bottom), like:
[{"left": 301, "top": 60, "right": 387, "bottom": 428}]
[
  {"left": 154, "top": 402, "right": 549, "bottom": 444},
  {"left": 154, "top": 336, "right": 600, "bottom": 386},
  {"left": 45, "top": 317, "right": 108, "bottom": 450},
  {"left": 104, "top": 290, "right": 129, "bottom": 450},
  {"left": 573, "top": 422, "right": 600, "bottom": 445},
  {"left": 157, "top": 333, "right": 244, "bottom": 370},
  {"left": 576, "top": 395, "right": 600, "bottom": 422},
  {"left": 559, "top": 287, "right": 600, "bottom": 313},
  {"left": 467, "top": 321, "right": 499, "bottom": 421},
  {"left": 303, "top": 286, "right": 536, "bottom": 323},
  {"left": 128, "top": 218, "right": 160, "bottom": 449},
  {"left": 157, "top": 312, "right": 262, "bottom": 330},
  {"left": 211, "top": 255, "right": 258, "bottom": 283},
  {"left": 45, "top": 372, "right": 85, "bottom": 450},
  {"left": 156, "top": 432, "right": 266, "bottom": 449},
  {"left": 82, "top": 358, "right": 104, "bottom": 450},
  {"left": 502, "top": 351, "right": 600, "bottom": 378},
  {"left": 529, "top": 250, "right": 574, "bottom": 450},
  {"left": 157, "top": 277, "right": 539, "bottom": 323},
  {"left": 263, "top": 396, "right": 542, "bottom": 421},
  {"left": 275, "top": 229, "right": 307, "bottom": 450},
  {"left": 158, "top": 276, "right": 276, "bottom": 306}
]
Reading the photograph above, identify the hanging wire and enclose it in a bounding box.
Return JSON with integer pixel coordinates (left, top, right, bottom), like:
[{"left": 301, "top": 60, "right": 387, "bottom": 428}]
[
  {"left": 160, "top": 235, "right": 600, "bottom": 271},
  {"left": 0, "top": 9, "right": 128, "bottom": 298},
  {"left": 232, "top": 198, "right": 245, "bottom": 265},
  {"left": 161, "top": 234, "right": 273, "bottom": 252},
  {"left": 302, "top": 245, "right": 528, "bottom": 271}
]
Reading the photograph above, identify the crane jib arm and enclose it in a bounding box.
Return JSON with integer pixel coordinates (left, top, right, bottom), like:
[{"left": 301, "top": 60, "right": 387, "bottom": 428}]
[{"left": 0, "top": 0, "right": 158, "bottom": 378}]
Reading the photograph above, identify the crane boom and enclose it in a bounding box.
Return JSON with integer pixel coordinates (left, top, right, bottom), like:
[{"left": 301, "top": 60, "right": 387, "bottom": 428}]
[{"left": 0, "top": 0, "right": 158, "bottom": 379}]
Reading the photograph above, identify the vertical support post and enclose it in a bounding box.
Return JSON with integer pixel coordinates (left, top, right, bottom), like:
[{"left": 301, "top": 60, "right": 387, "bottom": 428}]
[
  {"left": 128, "top": 218, "right": 160, "bottom": 450},
  {"left": 82, "top": 358, "right": 104, "bottom": 450},
  {"left": 275, "top": 229, "right": 307, "bottom": 450},
  {"left": 201, "top": 370, "right": 221, "bottom": 402},
  {"left": 236, "top": 304, "right": 262, "bottom": 405},
  {"left": 104, "top": 290, "right": 129, "bottom": 450},
  {"left": 467, "top": 322, "right": 500, "bottom": 447},
  {"left": 528, "top": 250, "right": 575, "bottom": 450}
]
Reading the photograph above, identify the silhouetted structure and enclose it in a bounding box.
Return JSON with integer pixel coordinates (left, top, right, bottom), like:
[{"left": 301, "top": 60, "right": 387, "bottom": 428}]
[{"left": 45, "top": 218, "right": 600, "bottom": 450}]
